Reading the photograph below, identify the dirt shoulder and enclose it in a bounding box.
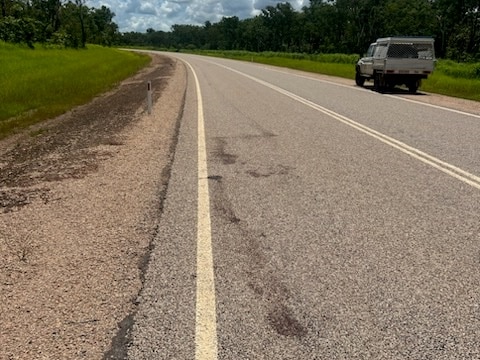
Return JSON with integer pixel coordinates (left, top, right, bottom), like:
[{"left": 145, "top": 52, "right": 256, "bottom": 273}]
[{"left": 0, "top": 53, "right": 186, "bottom": 359}]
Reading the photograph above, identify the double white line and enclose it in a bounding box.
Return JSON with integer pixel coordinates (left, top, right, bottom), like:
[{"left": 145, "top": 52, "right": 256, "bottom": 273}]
[{"left": 215, "top": 61, "right": 480, "bottom": 191}]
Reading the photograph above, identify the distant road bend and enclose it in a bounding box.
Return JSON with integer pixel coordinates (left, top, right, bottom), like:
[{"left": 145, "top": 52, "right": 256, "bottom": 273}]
[{"left": 128, "top": 53, "right": 480, "bottom": 359}]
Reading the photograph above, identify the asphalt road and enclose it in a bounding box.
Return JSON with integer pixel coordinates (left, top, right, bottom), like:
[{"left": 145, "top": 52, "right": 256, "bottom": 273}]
[{"left": 127, "top": 53, "right": 480, "bottom": 359}]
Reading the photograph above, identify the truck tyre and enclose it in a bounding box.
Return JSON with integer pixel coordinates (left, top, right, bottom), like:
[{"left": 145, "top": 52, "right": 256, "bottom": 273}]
[
  {"left": 355, "top": 71, "right": 365, "bottom": 87},
  {"left": 373, "top": 72, "right": 382, "bottom": 92},
  {"left": 408, "top": 79, "right": 420, "bottom": 94}
]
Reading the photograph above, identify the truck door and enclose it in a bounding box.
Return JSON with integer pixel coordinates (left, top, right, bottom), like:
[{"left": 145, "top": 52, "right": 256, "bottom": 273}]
[{"left": 359, "top": 43, "right": 376, "bottom": 75}]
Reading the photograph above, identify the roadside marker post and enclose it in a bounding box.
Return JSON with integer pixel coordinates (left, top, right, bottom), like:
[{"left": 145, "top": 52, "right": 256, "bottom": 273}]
[{"left": 147, "top": 81, "right": 152, "bottom": 114}]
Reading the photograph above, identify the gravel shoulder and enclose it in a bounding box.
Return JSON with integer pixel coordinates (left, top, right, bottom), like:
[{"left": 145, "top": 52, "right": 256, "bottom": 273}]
[
  {"left": 0, "top": 53, "right": 186, "bottom": 359},
  {"left": 0, "top": 54, "right": 478, "bottom": 360}
]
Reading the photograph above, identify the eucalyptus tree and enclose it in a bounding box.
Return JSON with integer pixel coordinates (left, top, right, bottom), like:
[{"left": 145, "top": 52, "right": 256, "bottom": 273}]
[
  {"left": 238, "top": 16, "right": 270, "bottom": 52},
  {"left": 302, "top": 0, "right": 339, "bottom": 53},
  {"left": 171, "top": 24, "right": 203, "bottom": 49},
  {"left": 0, "top": 0, "right": 37, "bottom": 46},
  {"left": 260, "top": 2, "right": 298, "bottom": 51},
  {"left": 433, "top": 0, "right": 480, "bottom": 59},
  {"left": 89, "top": 6, "right": 118, "bottom": 46},
  {"left": 215, "top": 16, "right": 241, "bottom": 50},
  {"left": 27, "top": 0, "right": 61, "bottom": 41}
]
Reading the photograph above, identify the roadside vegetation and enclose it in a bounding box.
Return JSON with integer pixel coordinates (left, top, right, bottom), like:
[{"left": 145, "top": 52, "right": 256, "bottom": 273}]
[
  {"left": 189, "top": 49, "right": 480, "bottom": 102},
  {"left": 1, "top": 0, "right": 119, "bottom": 48},
  {"left": 196, "top": 50, "right": 357, "bottom": 79},
  {"left": 121, "top": 1, "right": 480, "bottom": 62},
  {"left": 421, "top": 61, "right": 480, "bottom": 101},
  {"left": 0, "top": 41, "right": 150, "bottom": 139}
]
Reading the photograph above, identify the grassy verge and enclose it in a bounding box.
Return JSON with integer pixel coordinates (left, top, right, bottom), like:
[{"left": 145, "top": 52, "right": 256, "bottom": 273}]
[
  {"left": 190, "top": 49, "right": 479, "bottom": 102},
  {"left": 422, "top": 74, "right": 480, "bottom": 101},
  {"left": 197, "top": 50, "right": 356, "bottom": 78},
  {"left": 0, "top": 42, "right": 150, "bottom": 139},
  {"left": 421, "top": 61, "right": 480, "bottom": 101}
]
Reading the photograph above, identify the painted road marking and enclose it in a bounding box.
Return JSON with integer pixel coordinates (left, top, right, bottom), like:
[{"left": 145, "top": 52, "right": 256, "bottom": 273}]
[
  {"left": 183, "top": 60, "right": 218, "bottom": 360},
  {"left": 237, "top": 60, "right": 480, "bottom": 121},
  {"left": 208, "top": 60, "right": 480, "bottom": 191},
  {"left": 384, "top": 94, "right": 480, "bottom": 120}
]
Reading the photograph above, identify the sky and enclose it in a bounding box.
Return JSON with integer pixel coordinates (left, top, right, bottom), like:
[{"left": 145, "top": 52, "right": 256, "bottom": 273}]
[{"left": 85, "top": 0, "right": 308, "bottom": 33}]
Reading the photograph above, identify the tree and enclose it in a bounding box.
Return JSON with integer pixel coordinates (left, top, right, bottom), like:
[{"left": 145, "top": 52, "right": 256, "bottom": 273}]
[
  {"left": 429, "top": 0, "right": 477, "bottom": 59},
  {"left": 1, "top": 0, "right": 8, "bottom": 17},
  {"left": 74, "top": 0, "right": 86, "bottom": 47},
  {"left": 260, "top": 3, "right": 298, "bottom": 51},
  {"left": 333, "top": 0, "right": 385, "bottom": 54},
  {"left": 216, "top": 16, "right": 240, "bottom": 50},
  {"left": 303, "top": 0, "right": 339, "bottom": 53},
  {"left": 116, "top": 0, "right": 480, "bottom": 60},
  {"left": 171, "top": 24, "right": 202, "bottom": 49},
  {"left": 0, "top": 0, "right": 120, "bottom": 47},
  {"left": 90, "top": 6, "right": 118, "bottom": 45},
  {"left": 382, "top": 0, "right": 434, "bottom": 37},
  {"left": 240, "top": 16, "right": 270, "bottom": 52},
  {"left": 203, "top": 20, "right": 223, "bottom": 49},
  {"left": 29, "top": 0, "right": 62, "bottom": 41}
]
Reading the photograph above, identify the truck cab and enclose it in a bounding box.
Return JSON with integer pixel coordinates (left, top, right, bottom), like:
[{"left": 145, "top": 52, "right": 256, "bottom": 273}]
[{"left": 357, "top": 42, "right": 377, "bottom": 78}]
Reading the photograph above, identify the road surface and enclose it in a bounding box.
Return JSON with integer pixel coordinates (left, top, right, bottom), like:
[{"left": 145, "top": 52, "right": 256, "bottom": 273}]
[{"left": 128, "top": 53, "right": 480, "bottom": 359}]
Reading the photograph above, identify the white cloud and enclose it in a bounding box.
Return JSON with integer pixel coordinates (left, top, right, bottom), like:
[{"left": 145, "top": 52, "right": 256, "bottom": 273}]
[
  {"left": 85, "top": 0, "right": 306, "bottom": 33},
  {"left": 139, "top": 3, "right": 157, "bottom": 15}
]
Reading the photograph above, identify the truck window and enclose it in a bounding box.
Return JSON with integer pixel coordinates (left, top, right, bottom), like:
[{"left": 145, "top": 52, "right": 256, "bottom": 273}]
[
  {"left": 417, "top": 46, "right": 434, "bottom": 60},
  {"left": 366, "top": 44, "right": 376, "bottom": 57},
  {"left": 374, "top": 44, "right": 387, "bottom": 58},
  {"left": 387, "top": 43, "right": 418, "bottom": 58}
]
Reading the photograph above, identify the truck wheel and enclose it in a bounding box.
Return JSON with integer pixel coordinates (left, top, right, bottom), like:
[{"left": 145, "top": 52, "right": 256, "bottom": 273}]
[
  {"left": 355, "top": 71, "right": 365, "bottom": 87},
  {"left": 373, "top": 73, "right": 382, "bottom": 92},
  {"left": 408, "top": 80, "right": 420, "bottom": 94}
]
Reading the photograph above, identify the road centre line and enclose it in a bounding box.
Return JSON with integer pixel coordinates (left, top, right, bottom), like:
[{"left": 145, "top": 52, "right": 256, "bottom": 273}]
[
  {"left": 207, "top": 60, "right": 480, "bottom": 191},
  {"left": 183, "top": 60, "right": 218, "bottom": 360},
  {"left": 256, "top": 63, "right": 480, "bottom": 120}
]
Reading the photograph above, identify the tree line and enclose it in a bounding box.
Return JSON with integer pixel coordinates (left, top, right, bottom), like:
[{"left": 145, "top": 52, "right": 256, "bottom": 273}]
[
  {"left": 0, "top": 0, "right": 118, "bottom": 48},
  {"left": 2, "top": 0, "right": 479, "bottom": 61},
  {"left": 121, "top": 0, "right": 480, "bottom": 61}
]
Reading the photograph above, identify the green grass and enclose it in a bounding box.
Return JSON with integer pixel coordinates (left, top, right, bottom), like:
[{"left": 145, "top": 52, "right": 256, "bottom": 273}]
[
  {"left": 434, "top": 60, "right": 480, "bottom": 79},
  {"left": 421, "top": 60, "right": 480, "bottom": 101},
  {"left": 195, "top": 50, "right": 356, "bottom": 78},
  {"left": 422, "top": 73, "right": 480, "bottom": 101},
  {"left": 190, "top": 49, "right": 479, "bottom": 102},
  {"left": 199, "top": 50, "right": 358, "bottom": 64},
  {"left": 0, "top": 42, "right": 150, "bottom": 138}
]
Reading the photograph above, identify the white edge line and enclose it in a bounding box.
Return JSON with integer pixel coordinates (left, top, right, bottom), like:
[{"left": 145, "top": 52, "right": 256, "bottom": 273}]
[
  {"left": 182, "top": 59, "right": 218, "bottom": 360},
  {"left": 384, "top": 94, "right": 480, "bottom": 120}
]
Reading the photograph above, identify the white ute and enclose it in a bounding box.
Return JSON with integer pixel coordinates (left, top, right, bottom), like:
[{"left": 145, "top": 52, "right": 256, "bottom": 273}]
[{"left": 355, "top": 37, "right": 436, "bottom": 93}]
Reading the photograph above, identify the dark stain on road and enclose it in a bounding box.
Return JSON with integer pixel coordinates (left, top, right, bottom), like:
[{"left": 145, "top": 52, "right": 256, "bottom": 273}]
[
  {"left": 268, "top": 304, "right": 308, "bottom": 338},
  {"left": 207, "top": 175, "right": 223, "bottom": 181},
  {"left": 213, "top": 138, "right": 238, "bottom": 165},
  {"left": 209, "top": 169, "right": 307, "bottom": 339},
  {"left": 246, "top": 164, "right": 293, "bottom": 178}
]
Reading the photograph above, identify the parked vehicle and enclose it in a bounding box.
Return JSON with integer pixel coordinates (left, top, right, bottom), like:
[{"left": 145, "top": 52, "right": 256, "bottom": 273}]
[{"left": 355, "top": 37, "right": 436, "bottom": 93}]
